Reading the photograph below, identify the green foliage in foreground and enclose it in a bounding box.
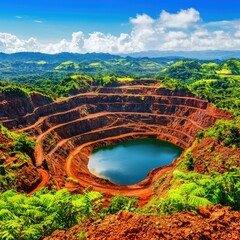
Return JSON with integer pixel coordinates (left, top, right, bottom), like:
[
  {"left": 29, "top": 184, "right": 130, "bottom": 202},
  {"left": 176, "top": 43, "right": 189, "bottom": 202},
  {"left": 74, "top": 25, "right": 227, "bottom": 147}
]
[
  {"left": 1, "top": 168, "right": 239, "bottom": 239},
  {"left": 102, "top": 194, "right": 138, "bottom": 215},
  {"left": 0, "top": 188, "right": 103, "bottom": 240},
  {"left": 146, "top": 168, "right": 240, "bottom": 215},
  {"left": 0, "top": 188, "right": 138, "bottom": 240}
]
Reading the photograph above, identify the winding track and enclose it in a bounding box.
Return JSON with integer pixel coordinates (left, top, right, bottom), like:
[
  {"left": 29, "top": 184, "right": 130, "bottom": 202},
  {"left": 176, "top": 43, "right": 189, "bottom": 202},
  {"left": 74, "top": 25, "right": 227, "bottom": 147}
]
[{"left": 0, "top": 81, "right": 231, "bottom": 201}]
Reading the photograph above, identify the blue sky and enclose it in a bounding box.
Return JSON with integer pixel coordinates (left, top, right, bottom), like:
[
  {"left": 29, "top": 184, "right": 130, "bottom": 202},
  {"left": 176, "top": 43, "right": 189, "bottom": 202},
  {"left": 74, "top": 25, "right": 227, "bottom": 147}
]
[
  {"left": 1, "top": 0, "right": 240, "bottom": 40},
  {"left": 0, "top": 0, "right": 240, "bottom": 53}
]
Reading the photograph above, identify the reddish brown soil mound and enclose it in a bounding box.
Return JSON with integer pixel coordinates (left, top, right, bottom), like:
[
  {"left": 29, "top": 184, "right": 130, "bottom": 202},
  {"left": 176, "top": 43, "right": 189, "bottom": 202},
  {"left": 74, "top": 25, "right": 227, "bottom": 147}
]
[
  {"left": 15, "top": 165, "right": 42, "bottom": 192},
  {"left": 0, "top": 132, "right": 9, "bottom": 145},
  {"left": 192, "top": 138, "right": 240, "bottom": 174},
  {"left": 0, "top": 131, "right": 42, "bottom": 193},
  {"left": 45, "top": 205, "right": 240, "bottom": 240}
]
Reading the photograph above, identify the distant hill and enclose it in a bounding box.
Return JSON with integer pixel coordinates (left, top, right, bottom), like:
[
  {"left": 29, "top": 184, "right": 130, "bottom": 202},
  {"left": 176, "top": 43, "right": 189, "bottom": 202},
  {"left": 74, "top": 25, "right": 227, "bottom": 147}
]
[
  {"left": 161, "top": 59, "right": 240, "bottom": 82},
  {"left": 0, "top": 52, "right": 121, "bottom": 63},
  {"left": 217, "top": 59, "right": 240, "bottom": 75},
  {"left": 55, "top": 61, "right": 80, "bottom": 70},
  {"left": 0, "top": 52, "right": 239, "bottom": 80},
  {"left": 0, "top": 52, "right": 173, "bottom": 79},
  {"left": 122, "top": 50, "right": 240, "bottom": 60},
  {"left": 1, "top": 51, "right": 240, "bottom": 62}
]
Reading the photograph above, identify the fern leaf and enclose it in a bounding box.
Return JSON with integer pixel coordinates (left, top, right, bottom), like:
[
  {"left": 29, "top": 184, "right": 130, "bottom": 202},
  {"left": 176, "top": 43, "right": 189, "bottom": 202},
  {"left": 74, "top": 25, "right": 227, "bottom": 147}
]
[
  {"left": 188, "top": 195, "right": 211, "bottom": 207},
  {"left": 1, "top": 190, "right": 17, "bottom": 202},
  {"left": 54, "top": 189, "right": 71, "bottom": 203},
  {"left": 0, "top": 209, "right": 14, "bottom": 221},
  {"left": 191, "top": 187, "right": 206, "bottom": 197}
]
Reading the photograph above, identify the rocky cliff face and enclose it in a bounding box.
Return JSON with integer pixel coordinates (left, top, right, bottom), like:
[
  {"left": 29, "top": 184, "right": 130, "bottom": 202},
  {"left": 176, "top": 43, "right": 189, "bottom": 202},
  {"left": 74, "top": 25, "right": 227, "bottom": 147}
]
[
  {"left": 0, "top": 80, "right": 232, "bottom": 201},
  {"left": 0, "top": 93, "right": 52, "bottom": 120}
]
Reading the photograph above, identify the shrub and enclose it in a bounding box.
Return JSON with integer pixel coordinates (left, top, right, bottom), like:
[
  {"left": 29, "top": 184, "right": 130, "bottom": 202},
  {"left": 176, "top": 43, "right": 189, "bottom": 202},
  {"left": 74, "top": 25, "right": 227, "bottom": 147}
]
[
  {"left": 197, "top": 118, "right": 240, "bottom": 148},
  {"left": 0, "top": 188, "right": 103, "bottom": 240},
  {"left": 149, "top": 168, "right": 240, "bottom": 215},
  {"left": 102, "top": 195, "right": 138, "bottom": 215},
  {"left": 2, "top": 86, "right": 29, "bottom": 98}
]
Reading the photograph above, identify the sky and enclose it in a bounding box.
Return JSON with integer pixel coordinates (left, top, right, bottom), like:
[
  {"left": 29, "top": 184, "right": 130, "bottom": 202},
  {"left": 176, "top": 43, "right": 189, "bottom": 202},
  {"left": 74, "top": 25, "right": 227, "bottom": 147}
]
[{"left": 0, "top": 0, "right": 240, "bottom": 53}]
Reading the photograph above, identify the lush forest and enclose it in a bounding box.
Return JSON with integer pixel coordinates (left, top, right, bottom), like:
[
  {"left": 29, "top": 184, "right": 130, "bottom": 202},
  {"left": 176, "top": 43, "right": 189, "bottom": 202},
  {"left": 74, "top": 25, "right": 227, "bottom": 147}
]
[
  {"left": 1, "top": 58, "right": 240, "bottom": 113},
  {"left": 0, "top": 53, "right": 172, "bottom": 80}
]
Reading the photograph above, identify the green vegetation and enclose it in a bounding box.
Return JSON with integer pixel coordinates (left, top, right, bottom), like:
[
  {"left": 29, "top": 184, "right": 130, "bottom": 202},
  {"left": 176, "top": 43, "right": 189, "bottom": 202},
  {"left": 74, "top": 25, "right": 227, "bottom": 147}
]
[
  {"left": 0, "top": 188, "right": 102, "bottom": 239},
  {"left": 147, "top": 168, "right": 240, "bottom": 215},
  {"left": 0, "top": 53, "right": 170, "bottom": 80},
  {"left": 161, "top": 59, "right": 240, "bottom": 82},
  {"left": 161, "top": 60, "right": 219, "bottom": 82},
  {"left": 0, "top": 124, "right": 35, "bottom": 191},
  {"left": 157, "top": 76, "right": 189, "bottom": 91},
  {"left": 217, "top": 59, "right": 240, "bottom": 75},
  {"left": 190, "top": 77, "right": 240, "bottom": 113},
  {"left": 177, "top": 149, "right": 195, "bottom": 171},
  {"left": 55, "top": 61, "right": 80, "bottom": 70},
  {"left": 66, "top": 177, "right": 78, "bottom": 183},
  {"left": 0, "top": 84, "right": 30, "bottom": 99},
  {"left": 94, "top": 74, "right": 118, "bottom": 86},
  {"left": 0, "top": 124, "right": 35, "bottom": 152},
  {"left": 156, "top": 59, "right": 240, "bottom": 114},
  {"left": 102, "top": 195, "right": 138, "bottom": 215},
  {"left": 1, "top": 57, "right": 239, "bottom": 111},
  {"left": 0, "top": 74, "right": 93, "bottom": 100},
  {"left": 117, "top": 76, "right": 134, "bottom": 81},
  {"left": 197, "top": 118, "right": 240, "bottom": 148},
  {"left": 0, "top": 188, "right": 140, "bottom": 240}
]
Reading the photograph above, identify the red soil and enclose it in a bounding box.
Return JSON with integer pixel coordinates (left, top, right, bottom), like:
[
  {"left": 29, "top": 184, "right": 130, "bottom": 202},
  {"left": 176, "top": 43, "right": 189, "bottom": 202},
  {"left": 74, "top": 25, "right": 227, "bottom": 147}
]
[
  {"left": 45, "top": 205, "right": 240, "bottom": 240},
  {"left": 192, "top": 138, "right": 240, "bottom": 174}
]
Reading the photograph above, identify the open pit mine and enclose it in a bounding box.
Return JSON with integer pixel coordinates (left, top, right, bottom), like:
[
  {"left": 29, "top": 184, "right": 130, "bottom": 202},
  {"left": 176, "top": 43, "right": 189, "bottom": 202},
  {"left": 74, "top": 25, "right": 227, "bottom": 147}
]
[{"left": 0, "top": 80, "right": 231, "bottom": 203}]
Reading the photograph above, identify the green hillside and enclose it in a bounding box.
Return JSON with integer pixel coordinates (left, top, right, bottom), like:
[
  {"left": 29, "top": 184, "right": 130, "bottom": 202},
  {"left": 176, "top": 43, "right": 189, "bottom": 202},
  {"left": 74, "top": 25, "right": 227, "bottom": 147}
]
[{"left": 55, "top": 61, "right": 80, "bottom": 70}]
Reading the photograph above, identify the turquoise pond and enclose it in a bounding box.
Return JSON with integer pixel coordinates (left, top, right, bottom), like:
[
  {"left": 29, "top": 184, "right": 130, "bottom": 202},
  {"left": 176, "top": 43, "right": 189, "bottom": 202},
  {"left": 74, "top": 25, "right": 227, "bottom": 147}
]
[{"left": 88, "top": 138, "right": 183, "bottom": 185}]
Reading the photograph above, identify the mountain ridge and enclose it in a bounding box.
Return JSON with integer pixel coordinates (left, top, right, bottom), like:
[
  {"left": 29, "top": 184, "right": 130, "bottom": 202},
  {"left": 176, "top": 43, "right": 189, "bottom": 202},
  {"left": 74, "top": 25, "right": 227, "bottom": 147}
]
[{"left": 0, "top": 50, "right": 239, "bottom": 62}]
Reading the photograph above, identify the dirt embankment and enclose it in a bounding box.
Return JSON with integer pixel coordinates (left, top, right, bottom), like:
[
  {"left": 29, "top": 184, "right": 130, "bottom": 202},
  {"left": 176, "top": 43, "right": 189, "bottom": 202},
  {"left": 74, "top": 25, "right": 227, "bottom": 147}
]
[
  {"left": 45, "top": 205, "right": 240, "bottom": 240},
  {"left": 0, "top": 92, "right": 52, "bottom": 120},
  {"left": 0, "top": 131, "right": 42, "bottom": 193},
  {"left": 192, "top": 138, "right": 240, "bottom": 174}
]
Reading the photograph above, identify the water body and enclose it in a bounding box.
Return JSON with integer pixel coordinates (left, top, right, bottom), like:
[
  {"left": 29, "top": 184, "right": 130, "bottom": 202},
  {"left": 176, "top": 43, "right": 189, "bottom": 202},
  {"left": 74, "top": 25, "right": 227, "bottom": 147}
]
[{"left": 88, "top": 138, "right": 183, "bottom": 185}]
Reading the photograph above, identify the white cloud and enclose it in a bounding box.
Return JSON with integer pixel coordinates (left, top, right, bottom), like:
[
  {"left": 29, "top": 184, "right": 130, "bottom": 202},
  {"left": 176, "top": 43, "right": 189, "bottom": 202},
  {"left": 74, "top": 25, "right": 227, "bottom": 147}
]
[
  {"left": 159, "top": 8, "right": 200, "bottom": 29},
  {"left": 1, "top": 8, "right": 240, "bottom": 53},
  {"left": 34, "top": 20, "right": 43, "bottom": 24},
  {"left": 0, "top": 33, "right": 39, "bottom": 53},
  {"left": 16, "top": 16, "right": 23, "bottom": 19},
  {"left": 130, "top": 14, "right": 154, "bottom": 26},
  {"left": 235, "top": 30, "right": 240, "bottom": 38}
]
